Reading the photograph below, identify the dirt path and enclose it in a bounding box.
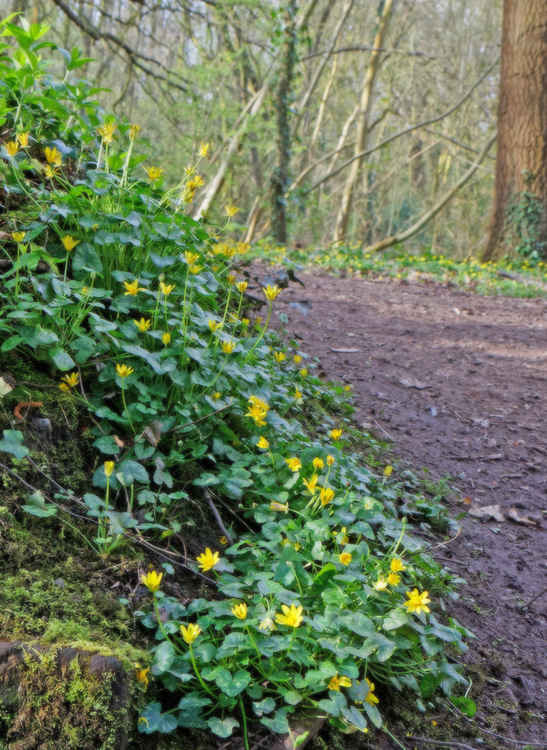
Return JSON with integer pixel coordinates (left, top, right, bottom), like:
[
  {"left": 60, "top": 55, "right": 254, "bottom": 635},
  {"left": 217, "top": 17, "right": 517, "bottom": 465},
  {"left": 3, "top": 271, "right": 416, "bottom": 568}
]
[{"left": 254, "top": 267, "right": 546, "bottom": 747}]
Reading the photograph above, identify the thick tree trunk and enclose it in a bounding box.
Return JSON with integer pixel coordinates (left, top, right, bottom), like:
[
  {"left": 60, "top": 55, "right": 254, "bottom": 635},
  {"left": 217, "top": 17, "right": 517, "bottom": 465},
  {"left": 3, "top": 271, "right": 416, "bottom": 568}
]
[{"left": 483, "top": 0, "right": 547, "bottom": 261}]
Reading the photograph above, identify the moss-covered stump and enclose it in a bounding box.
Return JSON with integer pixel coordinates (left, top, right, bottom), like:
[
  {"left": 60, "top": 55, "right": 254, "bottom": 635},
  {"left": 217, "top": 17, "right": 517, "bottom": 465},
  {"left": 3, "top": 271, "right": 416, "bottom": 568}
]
[{"left": 0, "top": 641, "right": 131, "bottom": 750}]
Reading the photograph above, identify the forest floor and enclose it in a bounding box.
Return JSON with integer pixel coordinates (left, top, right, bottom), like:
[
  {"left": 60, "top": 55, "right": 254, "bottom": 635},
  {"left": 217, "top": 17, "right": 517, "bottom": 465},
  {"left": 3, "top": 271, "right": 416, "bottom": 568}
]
[{"left": 251, "top": 264, "right": 546, "bottom": 749}]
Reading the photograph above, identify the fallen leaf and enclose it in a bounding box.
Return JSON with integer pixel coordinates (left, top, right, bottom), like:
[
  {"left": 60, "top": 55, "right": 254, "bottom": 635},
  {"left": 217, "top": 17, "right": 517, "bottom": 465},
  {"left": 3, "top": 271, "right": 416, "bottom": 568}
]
[
  {"left": 143, "top": 420, "right": 163, "bottom": 446},
  {"left": 0, "top": 375, "right": 15, "bottom": 398},
  {"left": 330, "top": 347, "right": 361, "bottom": 353},
  {"left": 113, "top": 434, "right": 125, "bottom": 448},
  {"left": 468, "top": 504, "right": 505, "bottom": 523},
  {"left": 506, "top": 507, "right": 538, "bottom": 526},
  {"left": 462, "top": 496, "right": 472, "bottom": 505},
  {"left": 399, "top": 377, "right": 430, "bottom": 390}
]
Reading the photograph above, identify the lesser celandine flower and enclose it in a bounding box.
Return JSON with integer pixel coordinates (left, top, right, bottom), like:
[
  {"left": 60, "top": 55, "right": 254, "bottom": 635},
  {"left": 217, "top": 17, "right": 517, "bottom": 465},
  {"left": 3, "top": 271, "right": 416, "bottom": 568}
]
[
  {"left": 232, "top": 602, "right": 248, "bottom": 620},
  {"left": 404, "top": 588, "right": 431, "bottom": 614},
  {"left": 44, "top": 146, "right": 62, "bottom": 166},
  {"left": 374, "top": 577, "right": 388, "bottom": 591},
  {"left": 199, "top": 142, "right": 210, "bottom": 158},
  {"left": 184, "top": 251, "right": 199, "bottom": 266},
  {"left": 328, "top": 674, "right": 352, "bottom": 691},
  {"left": 270, "top": 501, "right": 288, "bottom": 513},
  {"left": 61, "top": 235, "right": 79, "bottom": 252},
  {"left": 135, "top": 665, "right": 150, "bottom": 688},
  {"left": 319, "top": 486, "right": 334, "bottom": 506},
  {"left": 285, "top": 457, "right": 302, "bottom": 472},
  {"left": 144, "top": 166, "right": 163, "bottom": 181},
  {"left": 159, "top": 282, "right": 175, "bottom": 296},
  {"left": 293, "top": 354, "right": 302, "bottom": 364},
  {"left": 273, "top": 351, "right": 286, "bottom": 363},
  {"left": 263, "top": 284, "right": 281, "bottom": 302},
  {"left": 275, "top": 604, "right": 303, "bottom": 628},
  {"left": 257, "top": 436, "right": 269, "bottom": 450},
  {"left": 259, "top": 617, "right": 275, "bottom": 632},
  {"left": 387, "top": 572, "right": 401, "bottom": 586},
  {"left": 196, "top": 548, "right": 219, "bottom": 572},
  {"left": 44, "top": 165, "right": 57, "bottom": 179},
  {"left": 365, "top": 678, "right": 379, "bottom": 705},
  {"left": 141, "top": 570, "right": 163, "bottom": 592},
  {"left": 5, "top": 141, "right": 19, "bottom": 156},
  {"left": 123, "top": 279, "right": 144, "bottom": 296},
  {"left": 189, "top": 264, "right": 202, "bottom": 274},
  {"left": 303, "top": 474, "right": 318, "bottom": 495},
  {"left": 212, "top": 392, "right": 221, "bottom": 400},
  {"left": 208, "top": 319, "right": 222, "bottom": 333},
  {"left": 225, "top": 204, "right": 239, "bottom": 217},
  {"left": 116, "top": 363, "right": 134, "bottom": 378},
  {"left": 104, "top": 461, "right": 115, "bottom": 478},
  {"left": 12, "top": 231, "right": 26, "bottom": 243},
  {"left": 222, "top": 340, "right": 236, "bottom": 354},
  {"left": 134, "top": 317, "right": 151, "bottom": 332},
  {"left": 383, "top": 465, "right": 393, "bottom": 477},
  {"left": 326, "top": 454, "right": 335, "bottom": 466},
  {"left": 312, "top": 457, "right": 324, "bottom": 471},
  {"left": 293, "top": 388, "right": 302, "bottom": 401},
  {"left": 162, "top": 332, "right": 171, "bottom": 346},
  {"left": 59, "top": 371, "right": 79, "bottom": 391},
  {"left": 330, "top": 428, "right": 342, "bottom": 440},
  {"left": 180, "top": 623, "right": 201, "bottom": 644},
  {"left": 97, "top": 122, "right": 116, "bottom": 143},
  {"left": 16, "top": 132, "right": 29, "bottom": 148},
  {"left": 390, "top": 558, "right": 405, "bottom": 573},
  {"left": 236, "top": 280, "right": 248, "bottom": 293},
  {"left": 339, "top": 552, "right": 352, "bottom": 566},
  {"left": 246, "top": 395, "right": 269, "bottom": 426},
  {"left": 129, "top": 123, "right": 141, "bottom": 140},
  {"left": 299, "top": 368, "right": 308, "bottom": 377}
]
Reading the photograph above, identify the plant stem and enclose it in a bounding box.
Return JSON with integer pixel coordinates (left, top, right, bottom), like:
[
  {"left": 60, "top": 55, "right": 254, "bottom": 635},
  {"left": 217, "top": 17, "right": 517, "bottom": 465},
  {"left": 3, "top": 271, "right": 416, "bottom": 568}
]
[
  {"left": 189, "top": 644, "right": 215, "bottom": 696},
  {"left": 239, "top": 696, "right": 250, "bottom": 750}
]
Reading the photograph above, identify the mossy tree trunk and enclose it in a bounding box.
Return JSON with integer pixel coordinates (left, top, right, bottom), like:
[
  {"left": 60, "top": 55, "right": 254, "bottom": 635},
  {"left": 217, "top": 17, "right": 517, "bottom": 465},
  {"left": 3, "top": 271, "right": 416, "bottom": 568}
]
[{"left": 482, "top": 0, "right": 547, "bottom": 261}]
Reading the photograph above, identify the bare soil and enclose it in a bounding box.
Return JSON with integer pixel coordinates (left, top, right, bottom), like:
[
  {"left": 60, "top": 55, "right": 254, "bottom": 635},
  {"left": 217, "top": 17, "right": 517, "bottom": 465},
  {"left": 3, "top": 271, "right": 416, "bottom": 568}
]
[{"left": 255, "top": 266, "right": 546, "bottom": 749}]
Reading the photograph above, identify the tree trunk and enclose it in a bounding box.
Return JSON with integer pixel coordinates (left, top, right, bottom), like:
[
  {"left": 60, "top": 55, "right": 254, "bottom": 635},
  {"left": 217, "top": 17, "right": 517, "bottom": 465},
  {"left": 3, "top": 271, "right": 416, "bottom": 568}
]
[
  {"left": 482, "top": 0, "right": 547, "bottom": 261},
  {"left": 333, "top": 0, "right": 394, "bottom": 244}
]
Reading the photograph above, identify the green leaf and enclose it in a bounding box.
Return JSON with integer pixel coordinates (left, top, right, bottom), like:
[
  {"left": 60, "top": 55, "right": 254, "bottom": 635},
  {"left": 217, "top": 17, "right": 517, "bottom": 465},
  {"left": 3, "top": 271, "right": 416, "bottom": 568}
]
[
  {"left": 383, "top": 609, "right": 409, "bottom": 631},
  {"left": 1, "top": 335, "right": 22, "bottom": 352},
  {"left": 26, "top": 326, "right": 59, "bottom": 348},
  {"left": 153, "top": 640, "right": 175, "bottom": 673},
  {"left": 451, "top": 696, "right": 477, "bottom": 717},
  {"left": 281, "top": 690, "right": 302, "bottom": 706},
  {"left": 340, "top": 612, "right": 376, "bottom": 638},
  {"left": 51, "top": 347, "right": 76, "bottom": 371},
  {"left": 207, "top": 717, "right": 239, "bottom": 738},
  {"left": 72, "top": 241, "right": 103, "bottom": 274},
  {"left": 215, "top": 668, "right": 251, "bottom": 697},
  {"left": 138, "top": 702, "right": 178, "bottom": 734},
  {"left": 118, "top": 459, "right": 149, "bottom": 484},
  {"left": 22, "top": 490, "right": 58, "bottom": 518},
  {"left": 93, "top": 435, "right": 120, "bottom": 455},
  {"left": 363, "top": 699, "right": 383, "bottom": 728},
  {"left": 0, "top": 429, "right": 29, "bottom": 458},
  {"left": 252, "top": 697, "right": 276, "bottom": 717},
  {"left": 341, "top": 705, "right": 367, "bottom": 731},
  {"left": 260, "top": 707, "right": 290, "bottom": 734}
]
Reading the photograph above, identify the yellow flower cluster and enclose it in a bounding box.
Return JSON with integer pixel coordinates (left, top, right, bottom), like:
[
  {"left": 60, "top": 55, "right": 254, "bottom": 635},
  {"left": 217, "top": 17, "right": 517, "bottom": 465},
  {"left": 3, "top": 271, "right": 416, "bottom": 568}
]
[{"left": 246, "top": 395, "right": 269, "bottom": 426}]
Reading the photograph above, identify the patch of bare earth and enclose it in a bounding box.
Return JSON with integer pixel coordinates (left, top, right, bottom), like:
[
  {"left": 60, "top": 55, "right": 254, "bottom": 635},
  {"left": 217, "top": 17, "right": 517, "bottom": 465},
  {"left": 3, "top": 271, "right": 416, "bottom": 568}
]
[{"left": 252, "top": 265, "right": 546, "bottom": 748}]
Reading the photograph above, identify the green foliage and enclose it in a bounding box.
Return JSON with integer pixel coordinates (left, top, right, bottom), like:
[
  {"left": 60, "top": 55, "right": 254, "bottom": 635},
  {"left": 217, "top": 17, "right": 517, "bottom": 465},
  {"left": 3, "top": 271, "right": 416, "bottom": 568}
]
[
  {"left": 0, "top": 18, "right": 472, "bottom": 744},
  {"left": 506, "top": 184, "right": 546, "bottom": 264}
]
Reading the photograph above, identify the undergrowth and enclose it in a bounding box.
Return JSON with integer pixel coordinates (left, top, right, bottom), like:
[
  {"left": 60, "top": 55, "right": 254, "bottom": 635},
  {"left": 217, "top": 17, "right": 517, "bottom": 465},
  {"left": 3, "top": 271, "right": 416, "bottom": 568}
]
[{"left": 1, "top": 17, "right": 472, "bottom": 747}]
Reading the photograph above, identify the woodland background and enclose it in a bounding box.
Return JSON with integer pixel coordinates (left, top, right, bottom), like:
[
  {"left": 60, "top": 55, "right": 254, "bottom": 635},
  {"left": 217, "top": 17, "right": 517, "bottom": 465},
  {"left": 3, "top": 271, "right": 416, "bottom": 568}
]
[{"left": 9, "top": 0, "right": 505, "bottom": 256}]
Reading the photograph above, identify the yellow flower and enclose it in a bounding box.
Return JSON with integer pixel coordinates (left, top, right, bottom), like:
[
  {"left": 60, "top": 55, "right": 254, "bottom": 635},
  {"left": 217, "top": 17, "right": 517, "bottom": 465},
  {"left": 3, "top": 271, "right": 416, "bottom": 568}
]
[
  {"left": 270, "top": 501, "right": 289, "bottom": 513},
  {"left": 135, "top": 665, "right": 150, "bottom": 688},
  {"left": 104, "top": 461, "right": 115, "bottom": 478},
  {"left": 365, "top": 678, "right": 379, "bottom": 705},
  {"left": 188, "top": 174, "right": 204, "bottom": 189},
  {"left": 236, "top": 242, "right": 249, "bottom": 254},
  {"left": 312, "top": 457, "right": 324, "bottom": 471},
  {"left": 236, "top": 281, "right": 248, "bottom": 293},
  {"left": 330, "top": 428, "right": 342, "bottom": 440},
  {"left": 293, "top": 388, "right": 302, "bottom": 401},
  {"left": 390, "top": 558, "right": 405, "bottom": 573},
  {"left": 302, "top": 473, "right": 318, "bottom": 496},
  {"left": 225, "top": 204, "right": 239, "bottom": 217},
  {"left": 326, "top": 454, "right": 335, "bottom": 466},
  {"left": 258, "top": 617, "right": 276, "bottom": 632},
  {"left": 293, "top": 354, "right": 302, "bottom": 364},
  {"left": 5, "top": 141, "right": 19, "bottom": 156},
  {"left": 44, "top": 146, "right": 62, "bottom": 166},
  {"left": 144, "top": 166, "right": 163, "bottom": 181},
  {"left": 328, "top": 674, "right": 352, "bottom": 691},
  {"left": 123, "top": 279, "right": 145, "bottom": 296},
  {"left": 275, "top": 604, "right": 303, "bottom": 628},
  {"left": 61, "top": 235, "right": 79, "bottom": 252},
  {"left": 44, "top": 164, "right": 57, "bottom": 179},
  {"left": 344, "top": 384, "right": 352, "bottom": 391},
  {"left": 189, "top": 264, "right": 202, "bottom": 274},
  {"left": 383, "top": 465, "right": 393, "bottom": 477},
  {"left": 141, "top": 570, "right": 163, "bottom": 592},
  {"left": 116, "top": 363, "right": 134, "bottom": 378},
  {"left": 299, "top": 368, "right": 308, "bottom": 377},
  {"left": 199, "top": 142, "right": 210, "bottom": 158},
  {"left": 180, "top": 623, "right": 201, "bottom": 644},
  {"left": 212, "top": 392, "right": 221, "bottom": 400},
  {"left": 374, "top": 577, "right": 388, "bottom": 591},
  {"left": 11, "top": 231, "right": 26, "bottom": 242},
  {"left": 159, "top": 282, "right": 175, "bottom": 296},
  {"left": 319, "top": 486, "right": 334, "bottom": 506},
  {"left": 59, "top": 371, "right": 79, "bottom": 390},
  {"left": 274, "top": 351, "right": 286, "bottom": 363},
  {"left": 404, "top": 588, "right": 431, "bottom": 614},
  {"left": 184, "top": 251, "right": 200, "bottom": 266},
  {"left": 16, "top": 132, "right": 29, "bottom": 148},
  {"left": 97, "top": 122, "right": 116, "bottom": 143},
  {"left": 222, "top": 340, "right": 236, "bottom": 354},
  {"left": 339, "top": 552, "right": 352, "bottom": 566},
  {"left": 241, "top": 318, "right": 250, "bottom": 327},
  {"left": 232, "top": 602, "right": 248, "bottom": 620},
  {"left": 246, "top": 395, "right": 269, "bottom": 426},
  {"left": 133, "top": 317, "right": 151, "bottom": 332},
  {"left": 257, "top": 436, "right": 270, "bottom": 450},
  {"left": 387, "top": 572, "right": 400, "bottom": 586},
  {"left": 129, "top": 123, "right": 141, "bottom": 140},
  {"left": 208, "top": 319, "right": 221, "bottom": 333},
  {"left": 162, "top": 332, "right": 171, "bottom": 346},
  {"left": 263, "top": 284, "right": 281, "bottom": 302},
  {"left": 196, "top": 547, "right": 220, "bottom": 572},
  {"left": 285, "top": 457, "right": 302, "bottom": 473}
]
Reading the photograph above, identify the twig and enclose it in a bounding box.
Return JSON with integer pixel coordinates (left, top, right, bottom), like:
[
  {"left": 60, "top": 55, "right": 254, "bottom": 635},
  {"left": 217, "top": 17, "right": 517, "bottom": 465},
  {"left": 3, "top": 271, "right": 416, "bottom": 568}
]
[
  {"left": 372, "top": 418, "right": 394, "bottom": 441},
  {"left": 204, "top": 489, "right": 234, "bottom": 545},
  {"left": 519, "top": 586, "right": 547, "bottom": 610},
  {"left": 431, "top": 526, "right": 462, "bottom": 549},
  {"left": 406, "top": 737, "right": 478, "bottom": 750}
]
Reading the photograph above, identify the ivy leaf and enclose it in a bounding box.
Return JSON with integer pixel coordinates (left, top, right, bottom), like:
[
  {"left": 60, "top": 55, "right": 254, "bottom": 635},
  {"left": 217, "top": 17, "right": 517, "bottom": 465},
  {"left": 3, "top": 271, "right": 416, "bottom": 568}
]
[
  {"left": 215, "top": 668, "right": 251, "bottom": 697},
  {"left": 260, "top": 707, "right": 291, "bottom": 734},
  {"left": 252, "top": 697, "right": 276, "bottom": 717},
  {"left": 0, "top": 429, "right": 29, "bottom": 458},
  {"left": 22, "top": 490, "right": 58, "bottom": 518},
  {"left": 207, "top": 717, "right": 239, "bottom": 738},
  {"left": 152, "top": 640, "right": 175, "bottom": 673},
  {"left": 138, "top": 702, "right": 178, "bottom": 734},
  {"left": 51, "top": 347, "right": 76, "bottom": 370}
]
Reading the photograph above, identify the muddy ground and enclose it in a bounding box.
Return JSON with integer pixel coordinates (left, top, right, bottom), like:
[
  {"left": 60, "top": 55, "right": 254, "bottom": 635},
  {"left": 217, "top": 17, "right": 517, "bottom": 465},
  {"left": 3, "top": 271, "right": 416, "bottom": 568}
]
[{"left": 254, "top": 266, "right": 546, "bottom": 749}]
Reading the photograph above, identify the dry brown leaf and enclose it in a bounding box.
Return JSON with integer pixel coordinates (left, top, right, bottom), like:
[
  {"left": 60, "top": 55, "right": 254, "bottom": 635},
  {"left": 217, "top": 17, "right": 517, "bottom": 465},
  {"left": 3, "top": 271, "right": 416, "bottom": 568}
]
[
  {"left": 399, "top": 377, "right": 430, "bottom": 390},
  {"left": 506, "top": 507, "right": 538, "bottom": 526},
  {"left": 468, "top": 504, "right": 505, "bottom": 523},
  {"left": 113, "top": 434, "right": 125, "bottom": 448}
]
